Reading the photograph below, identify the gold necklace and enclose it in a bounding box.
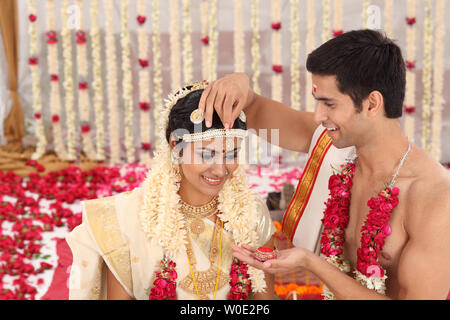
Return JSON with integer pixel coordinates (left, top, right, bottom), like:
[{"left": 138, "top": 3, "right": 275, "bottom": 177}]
[
  {"left": 180, "top": 217, "right": 229, "bottom": 300},
  {"left": 180, "top": 196, "right": 218, "bottom": 235}
]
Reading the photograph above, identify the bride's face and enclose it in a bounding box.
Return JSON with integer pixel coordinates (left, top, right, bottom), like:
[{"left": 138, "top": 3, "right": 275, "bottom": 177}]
[{"left": 175, "top": 137, "right": 242, "bottom": 199}]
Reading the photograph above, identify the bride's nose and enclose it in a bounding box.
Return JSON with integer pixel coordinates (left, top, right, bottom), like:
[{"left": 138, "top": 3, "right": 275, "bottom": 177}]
[{"left": 209, "top": 163, "right": 229, "bottom": 178}]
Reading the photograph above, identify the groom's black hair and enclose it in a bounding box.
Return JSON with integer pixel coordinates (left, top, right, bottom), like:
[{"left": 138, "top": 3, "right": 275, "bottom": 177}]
[
  {"left": 306, "top": 29, "right": 405, "bottom": 119},
  {"left": 165, "top": 87, "right": 247, "bottom": 145}
]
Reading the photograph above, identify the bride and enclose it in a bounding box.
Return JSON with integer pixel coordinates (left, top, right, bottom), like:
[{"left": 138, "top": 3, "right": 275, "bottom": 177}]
[{"left": 66, "top": 81, "right": 276, "bottom": 300}]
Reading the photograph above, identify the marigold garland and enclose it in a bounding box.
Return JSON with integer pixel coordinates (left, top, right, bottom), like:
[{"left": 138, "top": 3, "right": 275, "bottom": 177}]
[
  {"left": 28, "top": 0, "right": 47, "bottom": 160},
  {"left": 46, "top": 0, "right": 67, "bottom": 160},
  {"left": 121, "top": 0, "right": 136, "bottom": 164},
  {"left": 104, "top": 0, "right": 120, "bottom": 164}
]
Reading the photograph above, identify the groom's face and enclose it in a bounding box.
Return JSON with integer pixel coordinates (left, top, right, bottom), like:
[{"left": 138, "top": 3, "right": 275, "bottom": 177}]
[{"left": 312, "top": 74, "right": 366, "bottom": 149}]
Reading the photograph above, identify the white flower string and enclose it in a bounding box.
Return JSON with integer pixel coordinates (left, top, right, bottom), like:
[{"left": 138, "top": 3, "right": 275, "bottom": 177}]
[
  {"left": 104, "top": 0, "right": 120, "bottom": 164},
  {"left": 305, "top": 0, "right": 315, "bottom": 112},
  {"left": 404, "top": 0, "right": 416, "bottom": 143},
  {"left": 28, "top": 0, "right": 47, "bottom": 160},
  {"left": 90, "top": 0, "right": 105, "bottom": 161},
  {"left": 289, "top": 0, "right": 300, "bottom": 111},
  {"left": 137, "top": 0, "right": 151, "bottom": 164},
  {"left": 322, "top": 0, "right": 331, "bottom": 43},
  {"left": 76, "top": 0, "right": 97, "bottom": 160},
  {"left": 170, "top": 0, "right": 181, "bottom": 92},
  {"left": 271, "top": 0, "right": 283, "bottom": 165},
  {"left": 61, "top": 0, "right": 77, "bottom": 161},
  {"left": 362, "top": 0, "right": 370, "bottom": 29},
  {"left": 152, "top": 0, "right": 164, "bottom": 151},
  {"left": 139, "top": 81, "right": 267, "bottom": 293},
  {"left": 251, "top": 0, "right": 261, "bottom": 164},
  {"left": 182, "top": 0, "right": 193, "bottom": 84},
  {"left": 250, "top": 0, "right": 261, "bottom": 95},
  {"left": 431, "top": 0, "right": 445, "bottom": 161},
  {"left": 384, "top": 0, "right": 393, "bottom": 37},
  {"left": 200, "top": 0, "right": 210, "bottom": 81},
  {"left": 234, "top": 0, "right": 244, "bottom": 73},
  {"left": 421, "top": 0, "right": 433, "bottom": 153},
  {"left": 271, "top": 0, "right": 282, "bottom": 103},
  {"left": 208, "top": 0, "right": 218, "bottom": 81},
  {"left": 121, "top": 0, "right": 136, "bottom": 163},
  {"left": 46, "top": 0, "right": 67, "bottom": 160}
]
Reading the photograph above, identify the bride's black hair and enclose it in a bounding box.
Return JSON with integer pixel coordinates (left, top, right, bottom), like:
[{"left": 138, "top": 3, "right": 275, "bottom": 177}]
[{"left": 165, "top": 87, "right": 247, "bottom": 145}]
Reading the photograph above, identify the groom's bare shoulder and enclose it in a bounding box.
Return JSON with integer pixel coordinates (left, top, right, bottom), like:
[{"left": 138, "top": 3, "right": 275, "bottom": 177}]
[{"left": 405, "top": 145, "right": 450, "bottom": 228}]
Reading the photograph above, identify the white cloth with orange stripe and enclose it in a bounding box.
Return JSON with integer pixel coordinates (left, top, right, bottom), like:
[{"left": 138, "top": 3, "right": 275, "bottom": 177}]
[{"left": 282, "top": 125, "right": 355, "bottom": 254}]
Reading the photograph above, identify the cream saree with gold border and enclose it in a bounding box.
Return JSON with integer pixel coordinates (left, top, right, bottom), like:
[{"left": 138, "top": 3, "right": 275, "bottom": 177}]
[{"left": 66, "top": 187, "right": 275, "bottom": 300}]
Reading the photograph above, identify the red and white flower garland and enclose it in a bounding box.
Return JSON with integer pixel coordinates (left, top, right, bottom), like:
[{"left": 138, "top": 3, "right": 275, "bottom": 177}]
[
  {"left": 251, "top": 0, "right": 260, "bottom": 95},
  {"left": 121, "top": 0, "right": 136, "bottom": 164},
  {"left": 76, "top": 0, "right": 96, "bottom": 160},
  {"left": 320, "top": 162, "right": 399, "bottom": 299},
  {"left": 46, "top": 0, "right": 67, "bottom": 160},
  {"left": 28, "top": 0, "right": 47, "bottom": 160},
  {"left": 289, "top": 0, "right": 300, "bottom": 111},
  {"left": 333, "top": 0, "right": 343, "bottom": 37},
  {"left": 404, "top": 0, "right": 416, "bottom": 143},
  {"left": 137, "top": 0, "right": 151, "bottom": 164}
]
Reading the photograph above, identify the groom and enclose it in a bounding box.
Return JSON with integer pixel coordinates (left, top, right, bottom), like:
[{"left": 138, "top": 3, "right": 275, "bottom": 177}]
[{"left": 199, "top": 29, "right": 450, "bottom": 299}]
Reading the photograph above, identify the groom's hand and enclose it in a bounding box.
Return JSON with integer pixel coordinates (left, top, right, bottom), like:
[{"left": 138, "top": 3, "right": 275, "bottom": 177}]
[
  {"left": 231, "top": 244, "right": 310, "bottom": 274},
  {"left": 198, "top": 73, "right": 254, "bottom": 129}
]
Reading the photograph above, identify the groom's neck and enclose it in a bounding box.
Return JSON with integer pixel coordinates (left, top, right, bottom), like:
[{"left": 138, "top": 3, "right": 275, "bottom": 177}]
[{"left": 354, "top": 120, "right": 410, "bottom": 178}]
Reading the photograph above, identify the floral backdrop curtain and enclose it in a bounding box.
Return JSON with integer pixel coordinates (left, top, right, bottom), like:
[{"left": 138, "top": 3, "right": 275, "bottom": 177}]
[{"left": 0, "top": 0, "right": 449, "bottom": 173}]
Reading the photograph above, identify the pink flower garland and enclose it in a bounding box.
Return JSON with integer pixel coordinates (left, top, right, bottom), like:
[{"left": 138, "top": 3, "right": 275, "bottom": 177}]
[
  {"left": 320, "top": 162, "right": 400, "bottom": 279},
  {"left": 147, "top": 257, "right": 251, "bottom": 300}
]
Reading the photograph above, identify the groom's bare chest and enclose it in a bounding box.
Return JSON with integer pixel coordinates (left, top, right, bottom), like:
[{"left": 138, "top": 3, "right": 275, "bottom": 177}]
[{"left": 343, "top": 176, "right": 408, "bottom": 273}]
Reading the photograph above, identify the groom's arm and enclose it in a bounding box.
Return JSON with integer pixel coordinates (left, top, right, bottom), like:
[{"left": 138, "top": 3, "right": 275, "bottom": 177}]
[{"left": 199, "top": 73, "right": 318, "bottom": 153}]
